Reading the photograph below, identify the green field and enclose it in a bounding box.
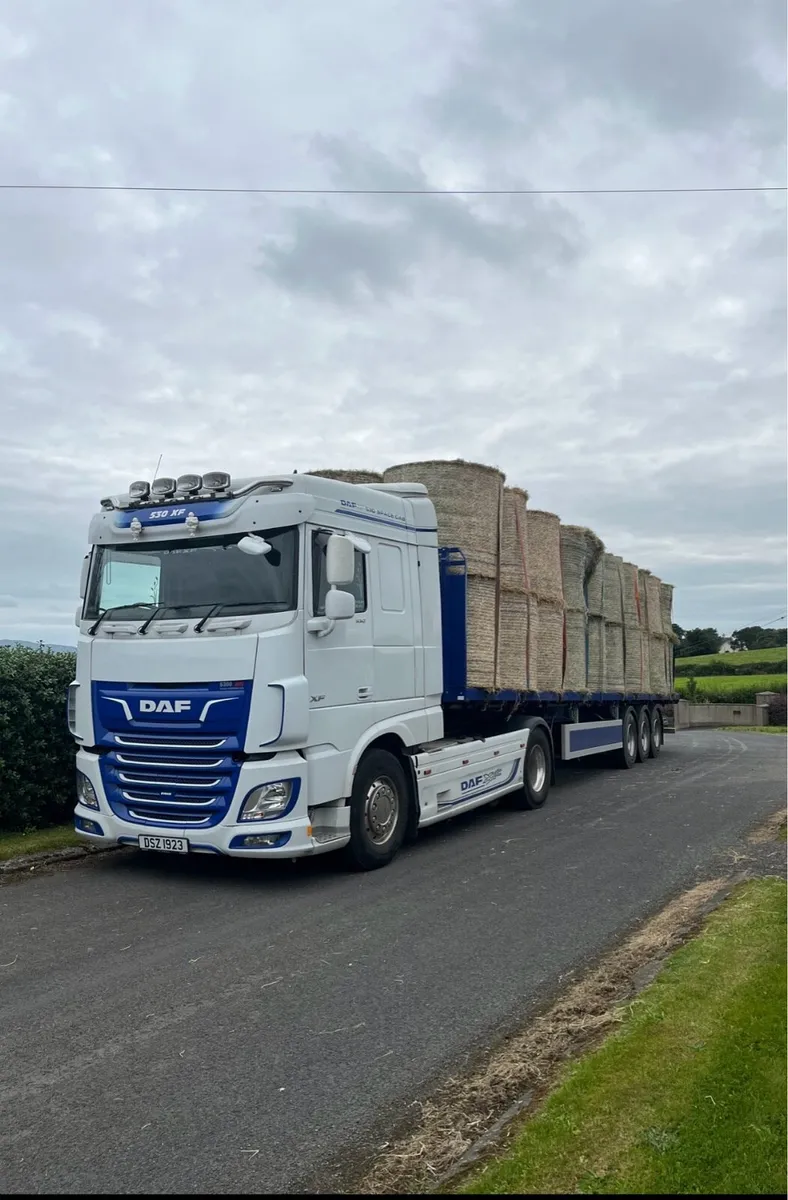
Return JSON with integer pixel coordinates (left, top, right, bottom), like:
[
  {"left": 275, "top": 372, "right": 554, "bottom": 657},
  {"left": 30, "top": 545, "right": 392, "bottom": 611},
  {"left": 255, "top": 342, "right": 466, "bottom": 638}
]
[
  {"left": 676, "top": 646, "right": 787, "bottom": 669},
  {"left": 674, "top": 674, "right": 787, "bottom": 703},
  {"left": 459, "top": 878, "right": 787, "bottom": 1196}
]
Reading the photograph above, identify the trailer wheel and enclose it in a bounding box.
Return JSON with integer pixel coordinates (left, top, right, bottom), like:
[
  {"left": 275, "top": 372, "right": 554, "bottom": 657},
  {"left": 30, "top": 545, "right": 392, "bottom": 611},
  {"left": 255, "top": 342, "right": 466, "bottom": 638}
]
[
  {"left": 345, "top": 749, "right": 409, "bottom": 871},
  {"left": 649, "top": 706, "right": 664, "bottom": 758},
  {"left": 510, "top": 728, "right": 552, "bottom": 810},
  {"left": 617, "top": 707, "right": 638, "bottom": 769},
  {"left": 636, "top": 707, "right": 651, "bottom": 762}
]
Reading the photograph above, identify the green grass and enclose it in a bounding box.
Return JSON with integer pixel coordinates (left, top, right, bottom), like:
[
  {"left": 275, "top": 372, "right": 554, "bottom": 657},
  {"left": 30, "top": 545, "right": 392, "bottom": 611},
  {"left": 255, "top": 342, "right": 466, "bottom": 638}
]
[
  {"left": 0, "top": 822, "right": 82, "bottom": 862},
  {"left": 676, "top": 646, "right": 787, "bottom": 668},
  {"left": 458, "top": 877, "right": 787, "bottom": 1196},
  {"left": 674, "top": 674, "right": 787, "bottom": 702},
  {"left": 718, "top": 726, "right": 788, "bottom": 734}
]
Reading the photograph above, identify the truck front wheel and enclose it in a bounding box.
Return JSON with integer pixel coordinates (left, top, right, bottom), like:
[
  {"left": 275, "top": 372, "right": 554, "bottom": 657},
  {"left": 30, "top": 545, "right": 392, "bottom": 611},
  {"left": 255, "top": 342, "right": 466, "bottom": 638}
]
[
  {"left": 510, "top": 728, "right": 552, "bottom": 810},
  {"left": 345, "top": 749, "right": 410, "bottom": 870}
]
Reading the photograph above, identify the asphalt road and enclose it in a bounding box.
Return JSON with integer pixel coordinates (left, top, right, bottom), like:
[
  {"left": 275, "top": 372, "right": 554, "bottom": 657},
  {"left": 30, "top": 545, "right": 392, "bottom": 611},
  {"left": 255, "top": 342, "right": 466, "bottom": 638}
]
[{"left": 1, "top": 730, "right": 785, "bottom": 1194}]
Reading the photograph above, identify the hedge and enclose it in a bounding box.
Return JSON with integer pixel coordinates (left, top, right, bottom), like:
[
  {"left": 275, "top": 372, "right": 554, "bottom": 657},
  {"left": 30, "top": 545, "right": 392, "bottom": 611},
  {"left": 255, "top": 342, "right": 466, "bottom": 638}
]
[
  {"left": 674, "top": 674, "right": 788, "bottom": 704},
  {"left": 0, "top": 646, "right": 77, "bottom": 832},
  {"left": 674, "top": 659, "right": 787, "bottom": 678}
]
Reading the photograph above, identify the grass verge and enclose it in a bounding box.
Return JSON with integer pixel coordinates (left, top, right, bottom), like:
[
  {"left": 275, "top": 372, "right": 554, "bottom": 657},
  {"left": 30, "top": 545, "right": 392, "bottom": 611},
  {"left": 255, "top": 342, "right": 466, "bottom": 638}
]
[
  {"left": 458, "top": 877, "right": 786, "bottom": 1196},
  {"left": 0, "top": 822, "right": 82, "bottom": 862},
  {"left": 718, "top": 726, "right": 788, "bottom": 734}
]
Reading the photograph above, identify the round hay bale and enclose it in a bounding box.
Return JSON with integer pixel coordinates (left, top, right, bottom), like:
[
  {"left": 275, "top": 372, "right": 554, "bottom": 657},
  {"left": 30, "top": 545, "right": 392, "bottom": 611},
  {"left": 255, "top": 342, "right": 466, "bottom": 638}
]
[
  {"left": 587, "top": 615, "right": 606, "bottom": 691},
  {"left": 641, "top": 630, "right": 652, "bottom": 692},
  {"left": 624, "top": 623, "right": 644, "bottom": 691},
  {"left": 310, "top": 468, "right": 384, "bottom": 484},
  {"left": 466, "top": 576, "right": 498, "bottom": 689},
  {"left": 384, "top": 460, "right": 504, "bottom": 578},
  {"left": 604, "top": 621, "right": 625, "bottom": 692},
  {"left": 537, "top": 598, "right": 565, "bottom": 693},
  {"left": 528, "top": 510, "right": 563, "bottom": 602},
  {"left": 645, "top": 574, "right": 663, "bottom": 634},
  {"left": 496, "top": 589, "right": 530, "bottom": 691},
  {"left": 564, "top": 608, "right": 588, "bottom": 693},
  {"left": 649, "top": 634, "right": 668, "bottom": 692},
  {"left": 660, "top": 582, "right": 677, "bottom": 642},
  {"left": 602, "top": 555, "right": 624, "bottom": 623},
  {"left": 620, "top": 562, "right": 640, "bottom": 625},
  {"left": 637, "top": 569, "right": 651, "bottom": 630},
  {"left": 586, "top": 556, "right": 606, "bottom": 618},
  {"left": 500, "top": 487, "right": 530, "bottom": 593},
  {"left": 527, "top": 592, "right": 539, "bottom": 691}
]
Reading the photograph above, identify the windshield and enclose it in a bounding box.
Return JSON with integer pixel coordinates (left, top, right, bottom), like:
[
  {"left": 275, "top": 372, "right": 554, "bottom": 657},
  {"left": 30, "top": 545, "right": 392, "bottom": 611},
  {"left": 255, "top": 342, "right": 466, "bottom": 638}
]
[{"left": 84, "top": 527, "right": 299, "bottom": 621}]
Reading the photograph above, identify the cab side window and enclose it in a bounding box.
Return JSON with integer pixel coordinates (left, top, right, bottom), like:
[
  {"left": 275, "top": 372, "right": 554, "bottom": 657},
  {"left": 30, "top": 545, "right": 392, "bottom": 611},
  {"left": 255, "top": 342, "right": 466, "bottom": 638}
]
[{"left": 312, "top": 531, "right": 367, "bottom": 615}]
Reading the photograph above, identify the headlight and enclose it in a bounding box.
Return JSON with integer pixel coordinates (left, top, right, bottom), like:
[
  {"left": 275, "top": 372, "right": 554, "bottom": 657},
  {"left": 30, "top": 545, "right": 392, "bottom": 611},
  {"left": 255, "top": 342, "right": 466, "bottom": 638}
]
[
  {"left": 76, "top": 771, "right": 99, "bottom": 811},
  {"left": 239, "top": 781, "right": 293, "bottom": 821}
]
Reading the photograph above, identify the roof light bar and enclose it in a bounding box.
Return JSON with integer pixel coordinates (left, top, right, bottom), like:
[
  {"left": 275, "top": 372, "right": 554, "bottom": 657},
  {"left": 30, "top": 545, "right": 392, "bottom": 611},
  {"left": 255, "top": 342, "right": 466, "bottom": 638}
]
[{"left": 151, "top": 476, "right": 177, "bottom": 499}]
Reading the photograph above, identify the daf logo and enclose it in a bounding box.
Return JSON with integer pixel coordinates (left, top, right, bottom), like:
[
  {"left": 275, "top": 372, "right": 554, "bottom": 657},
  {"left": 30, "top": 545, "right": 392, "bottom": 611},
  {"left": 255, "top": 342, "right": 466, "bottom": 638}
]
[{"left": 139, "top": 699, "right": 192, "bottom": 714}]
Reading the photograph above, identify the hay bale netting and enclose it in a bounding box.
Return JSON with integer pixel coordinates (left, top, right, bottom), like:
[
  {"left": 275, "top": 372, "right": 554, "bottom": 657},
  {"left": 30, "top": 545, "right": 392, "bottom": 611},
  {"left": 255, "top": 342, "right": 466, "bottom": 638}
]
[
  {"left": 605, "top": 621, "right": 625, "bottom": 692},
  {"left": 467, "top": 577, "right": 499, "bottom": 689},
  {"left": 538, "top": 598, "right": 564, "bottom": 693},
  {"left": 602, "top": 554, "right": 624, "bottom": 623},
  {"left": 560, "top": 526, "right": 604, "bottom": 612},
  {"left": 497, "top": 590, "right": 531, "bottom": 691},
  {"left": 645, "top": 574, "right": 663, "bottom": 634},
  {"left": 310, "top": 468, "right": 384, "bottom": 484},
  {"left": 649, "top": 635, "right": 668, "bottom": 693},
  {"left": 383, "top": 460, "right": 504, "bottom": 578},
  {"left": 564, "top": 609, "right": 588, "bottom": 692},
  {"left": 587, "top": 615, "right": 605, "bottom": 691},
  {"left": 528, "top": 511, "right": 563, "bottom": 603},
  {"left": 660, "top": 582, "right": 677, "bottom": 641},
  {"left": 624, "top": 624, "right": 644, "bottom": 692},
  {"left": 500, "top": 487, "right": 530, "bottom": 592},
  {"left": 586, "top": 554, "right": 605, "bottom": 618}
]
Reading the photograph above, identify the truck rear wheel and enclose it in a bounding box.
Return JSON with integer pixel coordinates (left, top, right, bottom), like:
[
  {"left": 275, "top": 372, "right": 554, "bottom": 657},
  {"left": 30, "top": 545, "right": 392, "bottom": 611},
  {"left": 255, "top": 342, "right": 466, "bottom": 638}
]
[
  {"left": 617, "top": 707, "right": 638, "bottom": 769},
  {"left": 510, "top": 728, "right": 552, "bottom": 810},
  {"left": 345, "top": 749, "right": 409, "bottom": 870},
  {"left": 636, "top": 707, "right": 651, "bottom": 762},
  {"left": 649, "top": 706, "right": 663, "bottom": 758}
]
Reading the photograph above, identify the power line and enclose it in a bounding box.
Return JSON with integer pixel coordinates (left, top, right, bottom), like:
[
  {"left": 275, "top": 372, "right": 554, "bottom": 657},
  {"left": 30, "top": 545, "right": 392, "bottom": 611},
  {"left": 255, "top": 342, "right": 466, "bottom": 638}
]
[{"left": 0, "top": 183, "right": 784, "bottom": 197}]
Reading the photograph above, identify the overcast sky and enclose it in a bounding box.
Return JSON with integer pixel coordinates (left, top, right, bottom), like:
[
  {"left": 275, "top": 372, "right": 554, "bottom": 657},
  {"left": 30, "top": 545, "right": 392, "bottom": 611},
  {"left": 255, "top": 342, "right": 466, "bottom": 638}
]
[{"left": 1, "top": 0, "right": 785, "bottom": 644}]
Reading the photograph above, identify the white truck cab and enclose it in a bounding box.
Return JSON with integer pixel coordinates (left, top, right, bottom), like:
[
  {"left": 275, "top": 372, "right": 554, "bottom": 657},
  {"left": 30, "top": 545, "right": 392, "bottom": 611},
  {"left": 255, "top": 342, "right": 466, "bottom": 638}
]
[{"left": 71, "top": 471, "right": 544, "bottom": 868}]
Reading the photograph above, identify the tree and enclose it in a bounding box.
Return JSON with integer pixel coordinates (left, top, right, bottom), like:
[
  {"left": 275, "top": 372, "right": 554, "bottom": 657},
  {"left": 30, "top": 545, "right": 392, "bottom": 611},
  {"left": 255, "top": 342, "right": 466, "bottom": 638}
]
[
  {"left": 731, "top": 626, "right": 787, "bottom": 651},
  {"left": 672, "top": 624, "right": 686, "bottom": 654},
  {"left": 677, "top": 627, "right": 722, "bottom": 658}
]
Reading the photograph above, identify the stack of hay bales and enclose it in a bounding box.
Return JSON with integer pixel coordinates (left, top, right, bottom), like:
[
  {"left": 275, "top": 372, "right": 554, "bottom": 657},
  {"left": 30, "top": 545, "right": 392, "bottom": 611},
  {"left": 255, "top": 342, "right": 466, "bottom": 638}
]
[
  {"left": 560, "top": 526, "right": 604, "bottom": 692},
  {"left": 637, "top": 569, "right": 652, "bottom": 692},
  {"left": 585, "top": 552, "right": 606, "bottom": 692},
  {"left": 496, "top": 487, "right": 536, "bottom": 691},
  {"left": 603, "top": 554, "right": 625, "bottom": 692},
  {"left": 383, "top": 460, "right": 504, "bottom": 689},
  {"left": 621, "top": 561, "right": 645, "bottom": 693},
  {"left": 309, "top": 468, "right": 384, "bottom": 484},
  {"left": 645, "top": 573, "right": 667, "bottom": 692},
  {"left": 660, "top": 582, "right": 677, "bottom": 691},
  {"left": 528, "top": 510, "right": 564, "bottom": 693}
]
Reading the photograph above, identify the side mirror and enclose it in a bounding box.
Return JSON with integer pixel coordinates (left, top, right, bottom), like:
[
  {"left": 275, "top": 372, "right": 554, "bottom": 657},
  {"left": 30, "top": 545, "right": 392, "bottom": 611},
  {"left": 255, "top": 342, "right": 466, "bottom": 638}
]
[
  {"left": 324, "top": 589, "right": 355, "bottom": 620},
  {"left": 238, "top": 534, "right": 272, "bottom": 557},
  {"left": 326, "top": 533, "right": 356, "bottom": 586},
  {"left": 79, "top": 554, "right": 90, "bottom": 600}
]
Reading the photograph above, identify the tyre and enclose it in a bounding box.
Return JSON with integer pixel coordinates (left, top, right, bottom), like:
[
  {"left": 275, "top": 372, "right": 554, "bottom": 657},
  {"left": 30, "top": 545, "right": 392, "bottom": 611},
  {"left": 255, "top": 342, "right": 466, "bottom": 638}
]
[
  {"left": 510, "top": 727, "right": 552, "bottom": 810},
  {"left": 636, "top": 707, "right": 651, "bottom": 763},
  {"left": 649, "top": 706, "right": 664, "bottom": 758},
  {"left": 617, "top": 707, "right": 638, "bottom": 769},
  {"left": 345, "top": 749, "right": 410, "bottom": 870}
]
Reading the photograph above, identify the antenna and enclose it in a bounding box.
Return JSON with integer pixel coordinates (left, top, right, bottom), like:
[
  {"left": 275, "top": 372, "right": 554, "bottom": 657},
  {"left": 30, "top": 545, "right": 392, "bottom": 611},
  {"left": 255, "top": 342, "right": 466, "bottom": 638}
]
[{"left": 152, "top": 453, "right": 162, "bottom": 482}]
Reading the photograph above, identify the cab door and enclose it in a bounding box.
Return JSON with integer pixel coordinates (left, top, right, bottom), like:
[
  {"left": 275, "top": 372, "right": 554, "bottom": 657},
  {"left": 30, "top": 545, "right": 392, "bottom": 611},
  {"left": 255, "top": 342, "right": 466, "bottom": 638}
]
[{"left": 305, "top": 528, "right": 373, "bottom": 710}]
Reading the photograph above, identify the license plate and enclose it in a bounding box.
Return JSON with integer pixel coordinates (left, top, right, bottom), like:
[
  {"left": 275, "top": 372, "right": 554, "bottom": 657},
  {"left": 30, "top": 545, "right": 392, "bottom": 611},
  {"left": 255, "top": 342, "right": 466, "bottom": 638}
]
[{"left": 139, "top": 835, "right": 189, "bottom": 854}]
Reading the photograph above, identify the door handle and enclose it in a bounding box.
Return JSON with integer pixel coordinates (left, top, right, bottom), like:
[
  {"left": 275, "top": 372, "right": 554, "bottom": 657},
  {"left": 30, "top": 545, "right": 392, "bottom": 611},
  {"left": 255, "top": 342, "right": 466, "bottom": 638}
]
[{"left": 358, "top": 686, "right": 372, "bottom": 698}]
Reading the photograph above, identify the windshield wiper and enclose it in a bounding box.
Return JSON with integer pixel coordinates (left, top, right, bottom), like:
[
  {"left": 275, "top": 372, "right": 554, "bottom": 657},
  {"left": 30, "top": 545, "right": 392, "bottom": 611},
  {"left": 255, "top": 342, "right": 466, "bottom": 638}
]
[
  {"left": 88, "top": 603, "right": 156, "bottom": 637},
  {"left": 139, "top": 604, "right": 204, "bottom": 635},
  {"left": 194, "top": 603, "right": 233, "bottom": 633}
]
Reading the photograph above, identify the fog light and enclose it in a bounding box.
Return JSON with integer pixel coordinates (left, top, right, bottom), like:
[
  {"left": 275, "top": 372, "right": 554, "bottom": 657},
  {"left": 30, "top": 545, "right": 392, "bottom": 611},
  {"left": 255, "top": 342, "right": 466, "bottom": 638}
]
[
  {"left": 229, "top": 831, "right": 291, "bottom": 850},
  {"left": 75, "top": 816, "right": 104, "bottom": 836},
  {"left": 76, "top": 771, "right": 99, "bottom": 811},
  {"left": 239, "top": 781, "right": 293, "bottom": 821}
]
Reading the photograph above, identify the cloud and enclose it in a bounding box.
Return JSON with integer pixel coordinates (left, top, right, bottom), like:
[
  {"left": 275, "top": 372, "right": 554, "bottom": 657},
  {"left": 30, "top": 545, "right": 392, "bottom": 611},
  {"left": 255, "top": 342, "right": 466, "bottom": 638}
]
[{"left": 0, "top": 0, "right": 785, "bottom": 643}]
